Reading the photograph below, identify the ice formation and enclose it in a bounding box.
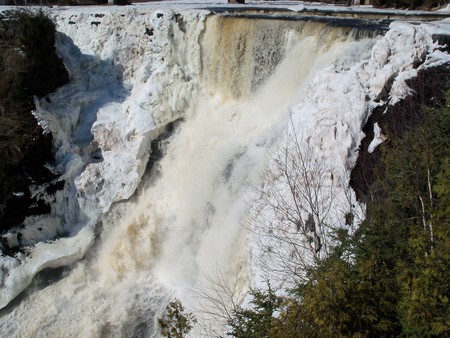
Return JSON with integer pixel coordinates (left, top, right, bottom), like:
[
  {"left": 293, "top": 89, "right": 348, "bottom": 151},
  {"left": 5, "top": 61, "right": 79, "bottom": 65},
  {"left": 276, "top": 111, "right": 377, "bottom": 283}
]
[{"left": 0, "top": 2, "right": 449, "bottom": 336}]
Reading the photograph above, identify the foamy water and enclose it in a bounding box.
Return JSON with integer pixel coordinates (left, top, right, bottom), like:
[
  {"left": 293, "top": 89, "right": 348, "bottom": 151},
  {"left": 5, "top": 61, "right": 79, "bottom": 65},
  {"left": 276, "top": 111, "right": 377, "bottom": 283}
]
[{"left": 0, "top": 5, "right": 448, "bottom": 337}]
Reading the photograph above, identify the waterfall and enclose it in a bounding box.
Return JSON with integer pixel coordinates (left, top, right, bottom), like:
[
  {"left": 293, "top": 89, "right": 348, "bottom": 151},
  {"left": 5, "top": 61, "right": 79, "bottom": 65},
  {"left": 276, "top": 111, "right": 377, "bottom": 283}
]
[{"left": 0, "top": 5, "right": 448, "bottom": 337}]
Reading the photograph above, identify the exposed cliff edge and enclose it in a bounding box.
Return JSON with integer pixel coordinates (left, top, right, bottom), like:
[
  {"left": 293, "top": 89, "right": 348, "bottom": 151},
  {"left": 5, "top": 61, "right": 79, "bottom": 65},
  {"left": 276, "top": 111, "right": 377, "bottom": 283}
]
[
  {"left": 0, "top": 10, "right": 68, "bottom": 238},
  {"left": 351, "top": 65, "right": 450, "bottom": 204}
]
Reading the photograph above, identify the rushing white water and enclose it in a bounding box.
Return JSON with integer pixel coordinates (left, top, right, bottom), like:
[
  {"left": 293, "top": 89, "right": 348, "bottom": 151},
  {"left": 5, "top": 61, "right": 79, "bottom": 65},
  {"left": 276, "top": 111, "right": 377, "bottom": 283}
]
[{"left": 0, "top": 4, "right": 449, "bottom": 337}]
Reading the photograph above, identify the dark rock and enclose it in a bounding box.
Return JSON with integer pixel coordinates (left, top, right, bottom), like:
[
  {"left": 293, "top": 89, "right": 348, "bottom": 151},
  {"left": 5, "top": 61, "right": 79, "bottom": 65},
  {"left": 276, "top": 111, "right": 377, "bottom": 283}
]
[
  {"left": 350, "top": 66, "right": 450, "bottom": 203},
  {"left": 113, "top": 0, "right": 129, "bottom": 5},
  {"left": 46, "top": 180, "right": 65, "bottom": 195},
  {"left": 145, "top": 27, "right": 154, "bottom": 36},
  {"left": 0, "top": 11, "right": 69, "bottom": 233}
]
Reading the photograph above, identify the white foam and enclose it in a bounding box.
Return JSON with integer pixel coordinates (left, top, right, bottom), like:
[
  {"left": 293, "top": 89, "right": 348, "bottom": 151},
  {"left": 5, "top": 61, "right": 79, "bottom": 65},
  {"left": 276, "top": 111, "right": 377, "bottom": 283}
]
[{"left": 0, "top": 4, "right": 448, "bottom": 337}]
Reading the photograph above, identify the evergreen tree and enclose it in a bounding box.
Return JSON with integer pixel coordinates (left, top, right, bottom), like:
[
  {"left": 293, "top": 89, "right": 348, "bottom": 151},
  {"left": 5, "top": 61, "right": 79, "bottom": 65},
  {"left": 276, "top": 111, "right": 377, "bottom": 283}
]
[
  {"left": 227, "top": 281, "right": 281, "bottom": 338},
  {"left": 276, "top": 256, "right": 364, "bottom": 337},
  {"left": 227, "top": 87, "right": 450, "bottom": 337},
  {"left": 158, "top": 299, "right": 196, "bottom": 338},
  {"left": 395, "top": 97, "right": 450, "bottom": 337}
]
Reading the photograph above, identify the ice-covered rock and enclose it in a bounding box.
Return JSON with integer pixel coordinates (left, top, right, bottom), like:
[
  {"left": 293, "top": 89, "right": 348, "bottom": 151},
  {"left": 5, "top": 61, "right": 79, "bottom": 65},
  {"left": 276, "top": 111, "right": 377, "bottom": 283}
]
[
  {"left": 0, "top": 7, "right": 208, "bottom": 310},
  {"left": 0, "top": 4, "right": 448, "bottom": 329}
]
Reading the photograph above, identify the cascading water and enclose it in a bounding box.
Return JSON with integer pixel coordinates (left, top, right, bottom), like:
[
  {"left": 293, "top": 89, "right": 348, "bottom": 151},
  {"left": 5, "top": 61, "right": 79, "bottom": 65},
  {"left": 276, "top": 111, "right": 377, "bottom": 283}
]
[{"left": 0, "top": 4, "right": 448, "bottom": 337}]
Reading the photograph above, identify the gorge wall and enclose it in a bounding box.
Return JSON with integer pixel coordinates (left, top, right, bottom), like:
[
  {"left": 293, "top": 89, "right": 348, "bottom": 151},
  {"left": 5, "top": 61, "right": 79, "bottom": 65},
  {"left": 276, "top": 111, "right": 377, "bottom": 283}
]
[
  {"left": 0, "top": 11, "right": 68, "bottom": 238},
  {"left": 0, "top": 5, "right": 448, "bottom": 337}
]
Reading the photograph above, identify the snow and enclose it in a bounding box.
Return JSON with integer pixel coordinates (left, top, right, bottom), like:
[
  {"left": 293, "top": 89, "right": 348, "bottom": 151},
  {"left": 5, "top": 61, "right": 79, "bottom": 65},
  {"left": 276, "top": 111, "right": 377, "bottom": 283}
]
[
  {"left": 0, "top": 6, "right": 208, "bottom": 309},
  {"left": 248, "top": 20, "right": 450, "bottom": 286},
  {"left": 0, "top": 2, "right": 448, "bottom": 334},
  {"left": 368, "top": 122, "right": 386, "bottom": 153},
  {"left": 2, "top": 0, "right": 448, "bottom": 15}
]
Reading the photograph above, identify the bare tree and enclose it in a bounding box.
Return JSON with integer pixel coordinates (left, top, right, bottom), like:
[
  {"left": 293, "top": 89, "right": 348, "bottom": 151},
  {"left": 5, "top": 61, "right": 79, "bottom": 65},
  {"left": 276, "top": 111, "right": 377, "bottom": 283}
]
[
  {"left": 249, "top": 120, "right": 357, "bottom": 284},
  {"left": 190, "top": 266, "right": 247, "bottom": 337},
  {"left": 188, "top": 120, "right": 364, "bottom": 335}
]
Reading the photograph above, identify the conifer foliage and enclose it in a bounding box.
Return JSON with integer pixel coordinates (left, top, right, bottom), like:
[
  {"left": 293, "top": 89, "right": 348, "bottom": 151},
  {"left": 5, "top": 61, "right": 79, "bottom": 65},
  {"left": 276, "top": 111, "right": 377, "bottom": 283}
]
[
  {"left": 227, "top": 84, "right": 450, "bottom": 337},
  {"left": 158, "top": 299, "right": 196, "bottom": 338},
  {"left": 227, "top": 281, "right": 282, "bottom": 338}
]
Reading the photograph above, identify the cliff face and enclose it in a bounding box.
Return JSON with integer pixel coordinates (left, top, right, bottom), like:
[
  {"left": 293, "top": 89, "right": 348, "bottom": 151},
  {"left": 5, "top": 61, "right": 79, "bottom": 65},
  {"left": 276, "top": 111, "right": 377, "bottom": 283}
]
[
  {"left": 0, "top": 10, "right": 69, "bottom": 235},
  {"left": 350, "top": 66, "right": 450, "bottom": 204},
  {"left": 0, "top": 4, "right": 448, "bottom": 331}
]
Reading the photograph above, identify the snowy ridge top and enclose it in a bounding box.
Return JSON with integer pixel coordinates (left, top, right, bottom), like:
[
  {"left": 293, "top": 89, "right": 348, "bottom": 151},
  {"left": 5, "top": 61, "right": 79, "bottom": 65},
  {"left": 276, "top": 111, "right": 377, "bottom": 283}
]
[{"left": 2, "top": 1, "right": 450, "bottom": 19}]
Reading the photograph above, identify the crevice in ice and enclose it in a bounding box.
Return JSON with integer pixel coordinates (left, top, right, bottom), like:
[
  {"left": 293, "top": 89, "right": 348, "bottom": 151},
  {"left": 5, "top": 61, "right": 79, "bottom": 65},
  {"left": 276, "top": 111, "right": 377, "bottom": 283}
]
[{"left": 145, "top": 118, "right": 185, "bottom": 182}]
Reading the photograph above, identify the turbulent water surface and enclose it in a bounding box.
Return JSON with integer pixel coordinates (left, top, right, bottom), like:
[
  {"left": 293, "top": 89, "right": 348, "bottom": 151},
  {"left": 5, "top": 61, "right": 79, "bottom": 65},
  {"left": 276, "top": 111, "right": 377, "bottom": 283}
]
[{"left": 0, "top": 3, "right": 449, "bottom": 337}]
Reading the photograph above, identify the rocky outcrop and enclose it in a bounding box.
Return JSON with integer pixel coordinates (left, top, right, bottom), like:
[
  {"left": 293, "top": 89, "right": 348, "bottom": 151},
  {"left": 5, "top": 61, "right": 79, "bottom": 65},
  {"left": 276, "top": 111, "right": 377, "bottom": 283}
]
[
  {"left": 350, "top": 65, "right": 450, "bottom": 203},
  {"left": 0, "top": 11, "right": 69, "bottom": 235}
]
